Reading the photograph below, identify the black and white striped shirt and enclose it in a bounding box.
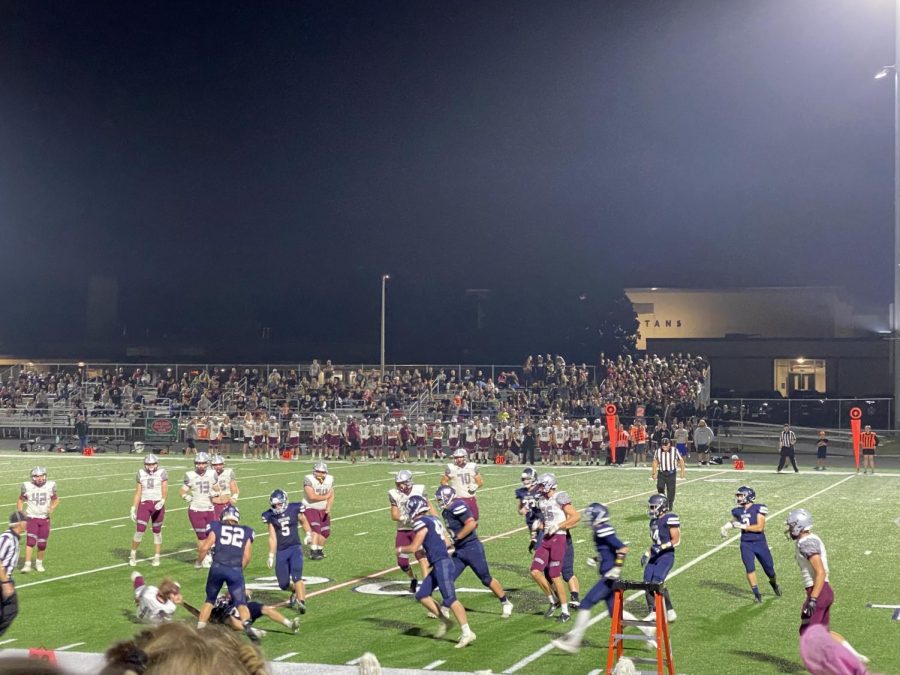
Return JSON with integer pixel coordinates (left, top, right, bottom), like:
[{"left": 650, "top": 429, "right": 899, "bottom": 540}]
[
  {"left": 780, "top": 429, "right": 796, "bottom": 448},
  {"left": 0, "top": 530, "right": 20, "bottom": 579},
  {"left": 654, "top": 445, "right": 680, "bottom": 473}
]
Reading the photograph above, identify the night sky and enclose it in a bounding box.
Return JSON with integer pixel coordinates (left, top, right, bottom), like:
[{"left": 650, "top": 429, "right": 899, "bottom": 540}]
[{"left": 0, "top": 1, "right": 895, "bottom": 362}]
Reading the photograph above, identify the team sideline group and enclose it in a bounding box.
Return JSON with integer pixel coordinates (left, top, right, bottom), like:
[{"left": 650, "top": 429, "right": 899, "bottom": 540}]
[{"left": 0, "top": 446, "right": 869, "bottom": 665}]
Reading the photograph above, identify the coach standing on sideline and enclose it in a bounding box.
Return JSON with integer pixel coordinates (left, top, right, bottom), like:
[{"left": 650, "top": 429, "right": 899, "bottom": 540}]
[
  {"left": 0, "top": 512, "right": 28, "bottom": 636},
  {"left": 520, "top": 424, "right": 536, "bottom": 465},
  {"left": 776, "top": 424, "right": 799, "bottom": 473},
  {"left": 651, "top": 438, "right": 685, "bottom": 508}
]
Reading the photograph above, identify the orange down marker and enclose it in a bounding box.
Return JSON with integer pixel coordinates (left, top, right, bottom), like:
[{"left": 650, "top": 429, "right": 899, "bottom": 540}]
[{"left": 849, "top": 407, "right": 862, "bottom": 471}]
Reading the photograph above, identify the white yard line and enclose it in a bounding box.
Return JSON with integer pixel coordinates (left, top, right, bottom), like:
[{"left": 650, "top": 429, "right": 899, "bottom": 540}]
[
  {"left": 0, "top": 638, "right": 17, "bottom": 646},
  {"left": 55, "top": 642, "right": 86, "bottom": 651},
  {"left": 423, "top": 660, "right": 446, "bottom": 670},
  {"left": 500, "top": 473, "right": 856, "bottom": 674},
  {"left": 273, "top": 652, "right": 299, "bottom": 662}
]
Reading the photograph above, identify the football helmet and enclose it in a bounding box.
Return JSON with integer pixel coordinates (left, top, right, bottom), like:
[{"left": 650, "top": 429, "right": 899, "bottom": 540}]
[
  {"left": 405, "top": 495, "right": 429, "bottom": 520},
  {"left": 313, "top": 461, "right": 328, "bottom": 474},
  {"left": 536, "top": 472, "right": 557, "bottom": 495},
  {"left": 785, "top": 509, "right": 813, "bottom": 539},
  {"left": 418, "top": 416, "right": 425, "bottom": 423},
  {"left": 435, "top": 485, "right": 456, "bottom": 508},
  {"left": 269, "top": 489, "right": 288, "bottom": 514},
  {"left": 735, "top": 486, "right": 756, "bottom": 506},
  {"left": 594, "top": 418, "right": 602, "bottom": 425},
  {"left": 453, "top": 448, "right": 468, "bottom": 466},
  {"left": 194, "top": 453, "right": 209, "bottom": 474},
  {"left": 584, "top": 502, "right": 611, "bottom": 528},
  {"left": 211, "top": 455, "right": 225, "bottom": 471},
  {"left": 220, "top": 505, "right": 241, "bottom": 523},
  {"left": 31, "top": 467, "right": 47, "bottom": 487},
  {"left": 648, "top": 494, "right": 669, "bottom": 518},
  {"left": 395, "top": 470, "right": 413, "bottom": 494},
  {"left": 144, "top": 454, "right": 159, "bottom": 473},
  {"left": 521, "top": 467, "right": 537, "bottom": 487}
]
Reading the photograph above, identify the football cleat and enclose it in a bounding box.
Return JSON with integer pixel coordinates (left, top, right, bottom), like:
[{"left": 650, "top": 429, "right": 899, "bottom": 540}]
[
  {"left": 551, "top": 634, "right": 581, "bottom": 654},
  {"left": 35, "top": 560, "right": 44, "bottom": 573},
  {"left": 21, "top": 562, "right": 31, "bottom": 573},
  {"left": 556, "top": 612, "right": 571, "bottom": 623},
  {"left": 202, "top": 554, "right": 213, "bottom": 568},
  {"left": 290, "top": 618, "right": 301, "bottom": 634},
  {"left": 455, "top": 630, "right": 477, "bottom": 648},
  {"left": 543, "top": 602, "right": 561, "bottom": 619},
  {"left": 666, "top": 609, "right": 677, "bottom": 623},
  {"left": 434, "top": 616, "right": 452, "bottom": 639},
  {"left": 151, "top": 555, "right": 160, "bottom": 567},
  {"left": 502, "top": 601, "right": 514, "bottom": 618}
]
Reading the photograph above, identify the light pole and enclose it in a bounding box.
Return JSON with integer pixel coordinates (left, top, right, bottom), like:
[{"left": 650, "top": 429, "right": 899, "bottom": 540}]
[
  {"left": 380, "top": 274, "right": 390, "bottom": 378},
  {"left": 876, "top": 54, "right": 900, "bottom": 427}
]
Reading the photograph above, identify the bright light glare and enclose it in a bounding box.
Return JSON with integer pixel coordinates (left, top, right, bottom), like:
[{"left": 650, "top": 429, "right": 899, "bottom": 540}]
[{"left": 875, "top": 66, "right": 894, "bottom": 80}]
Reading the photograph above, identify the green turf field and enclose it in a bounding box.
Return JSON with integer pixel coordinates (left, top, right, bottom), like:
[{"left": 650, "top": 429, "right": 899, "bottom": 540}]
[{"left": 1, "top": 453, "right": 897, "bottom": 674}]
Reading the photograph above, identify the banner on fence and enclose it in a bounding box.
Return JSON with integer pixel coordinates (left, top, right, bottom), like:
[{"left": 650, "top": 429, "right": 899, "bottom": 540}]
[{"left": 145, "top": 417, "right": 179, "bottom": 443}]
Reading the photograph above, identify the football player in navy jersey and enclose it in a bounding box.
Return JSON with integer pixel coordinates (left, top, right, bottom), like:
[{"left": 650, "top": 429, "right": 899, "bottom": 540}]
[
  {"left": 720, "top": 486, "right": 781, "bottom": 603},
  {"left": 262, "top": 489, "right": 311, "bottom": 614},
  {"left": 642, "top": 494, "right": 679, "bottom": 623},
  {"left": 398, "top": 495, "right": 476, "bottom": 648},
  {"left": 434, "top": 486, "right": 513, "bottom": 617},
  {"left": 552, "top": 503, "right": 655, "bottom": 654},
  {"left": 194, "top": 506, "right": 258, "bottom": 642},
  {"left": 515, "top": 468, "right": 542, "bottom": 552}
]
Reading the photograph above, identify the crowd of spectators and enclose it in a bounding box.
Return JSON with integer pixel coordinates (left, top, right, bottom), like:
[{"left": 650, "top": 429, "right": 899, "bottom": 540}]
[{"left": 0, "top": 352, "right": 708, "bottom": 433}]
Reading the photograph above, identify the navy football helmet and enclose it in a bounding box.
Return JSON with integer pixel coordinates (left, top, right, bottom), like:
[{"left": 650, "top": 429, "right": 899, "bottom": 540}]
[
  {"left": 270, "top": 489, "right": 288, "bottom": 514},
  {"left": 735, "top": 486, "right": 756, "bottom": 505},
  {"left": 584, "top": 502, "right": 611, "bottom": 528},
  {"left": 521, "top": 467, "right": 537, "bottom": 487},
  {"left": 405, "top": 495, "right": 429, "bottom": 520},
  {"left": 648, "top": 493, "right": 669, "bottom": 518},
  {"left": 221, "top": 505, "right": 240, "bottom": 523},
  {"left": 435, "top": 485, "right": 456, "bottom": 508}
]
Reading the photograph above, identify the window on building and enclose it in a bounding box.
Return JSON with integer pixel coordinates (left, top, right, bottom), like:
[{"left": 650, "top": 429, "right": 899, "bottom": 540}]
[{"left": 773, "top": 359, "right": 826, "bottom": 396}]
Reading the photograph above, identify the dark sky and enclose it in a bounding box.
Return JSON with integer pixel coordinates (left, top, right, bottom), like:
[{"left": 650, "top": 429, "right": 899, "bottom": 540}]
[{"left": 0, "top": 1, "right": 895, "bottom": 361}]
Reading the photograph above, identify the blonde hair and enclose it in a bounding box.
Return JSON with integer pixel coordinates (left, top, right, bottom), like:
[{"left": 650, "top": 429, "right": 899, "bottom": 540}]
[{"left": 102, "top": 622, "right": 267, "bottom": 675}]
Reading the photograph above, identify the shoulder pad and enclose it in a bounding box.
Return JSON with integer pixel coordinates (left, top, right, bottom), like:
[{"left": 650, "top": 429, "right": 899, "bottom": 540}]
[{"left": 555, "top": 491, "right": 572, "bottom": 506}]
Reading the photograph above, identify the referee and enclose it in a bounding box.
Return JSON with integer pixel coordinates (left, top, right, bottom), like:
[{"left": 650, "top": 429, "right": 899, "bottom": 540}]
[
  {"left": 0, "top": 511, "right": 28, "bottom": 636},
  {"left": 651, "top": 438, "right": 686, "bottom": 508},
  {"left": 776, "top": 424, "right": 799, "bottom": 473}
]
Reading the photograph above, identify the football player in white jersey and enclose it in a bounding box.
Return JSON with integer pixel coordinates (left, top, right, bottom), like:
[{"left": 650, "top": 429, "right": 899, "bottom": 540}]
[
  {"left": 312, "top": 415, "right": 325, "bottom": 460},
  {"left": 210, "top": 455, "right": 239, "bottom": 520},
  {"left": 430, "top": 419, "right": 445, "bottom": 462},
  {"left": 389, "top": 470, "right": 433, "bottom": 592},
  {"left": 414, "top": 417, "right": 428, "bottom": 462},
  {"left": 386, "top": 420, "right": 400, "bottom": 460},
  {"left": 181, "top": 452, "right": 216, "bottom": 568},
  {"left": 303, "top": 462, "right": 334, "bottom": 560},
  {"left": 589, "top": 419, "right": 605, "bottom": 466},
  {"left": 785, "top": 509, "right": 869, "bottom": 664},
  {"left": 208, "top": 417, "right": 222, "bottom": 455},
  {"left": 476, "top": 417, "right": 493, "bottom": 464},
  {"left": 552, "top": 420, "right": 567, "bottom": 466},
  {"left": 288, "top": 415, "right": 302, "bottom": 459},
  {"left": 132, "top": 571, "right": 183, "bottom": 625},
  {"left": 18, "top": 467, "right": 59, "bottom": 573},
  {"left": 538, "top": 421, "right": 552, "bottom": 465},
  {"left": 252, "top": 414, "right": 265, "bottom": 460},
  {"left": 447, "top": 418, "right": 461, "bottom": 453},
  {"left": 370, "top": 418, "right": 384, "bottom": 460},
  {"left": 241, "top": 413, "right": 254, "bottom": 459},
  {"left": 129, "top": 454, "right": 168, "bottom": 567},
  {"left": 441, "top": 449, "right": 483, "bottom": 520},
  {"left": 266, "top": 416, "right": 280, "bottom": 459},
  {"left": 530, "top": 473, "right": 581, "bottom": 622}
]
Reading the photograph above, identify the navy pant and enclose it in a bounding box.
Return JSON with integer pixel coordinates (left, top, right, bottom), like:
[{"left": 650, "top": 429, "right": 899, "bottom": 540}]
[{"left": 275, "top": 546, "right": 304, "bottom": 590}]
